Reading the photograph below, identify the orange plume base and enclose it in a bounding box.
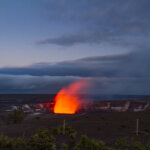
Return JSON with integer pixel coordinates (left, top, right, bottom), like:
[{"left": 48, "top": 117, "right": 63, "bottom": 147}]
[{"left": 53, "top": 80, "right": 89, "bottom": 114}]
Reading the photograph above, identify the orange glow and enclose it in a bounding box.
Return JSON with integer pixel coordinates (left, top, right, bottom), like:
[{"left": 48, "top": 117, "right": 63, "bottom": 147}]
[{"left": 53, "top": 80, "right": 89, "bottom": 114}]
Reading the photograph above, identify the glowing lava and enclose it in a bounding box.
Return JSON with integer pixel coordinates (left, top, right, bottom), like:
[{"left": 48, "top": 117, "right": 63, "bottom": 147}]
[{"left": 53, "top": 80, "right": 89, "bottom": 114}]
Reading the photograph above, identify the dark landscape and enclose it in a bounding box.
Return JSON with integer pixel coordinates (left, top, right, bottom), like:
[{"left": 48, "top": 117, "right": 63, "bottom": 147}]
[{"left": 0, "top": 94, "right": 149, "bottom": 149}]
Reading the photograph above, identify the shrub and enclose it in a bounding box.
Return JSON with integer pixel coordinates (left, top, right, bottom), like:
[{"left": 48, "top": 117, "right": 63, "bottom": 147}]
[
  {"left": 61, "top": 143, "right": 68, "bottom": 150},
  {"left": 14, "top": 137, "right": 25, "bottom": 150},
  {"left": 0, "top": 125, "right": 149, "bottom": 150},
  {"left": 9, "top": 109, "right": 24, "bottom": 124},
  {"left": 115, "top": 137, "right": 130, "bottom": 148},
  {"left": 0, "top": 134, "right": 15, "bottom": 148},
  {"left": 73, "top": 135, "right": 107, "bottom": 150},
  {"left": 51, "top": 126, "right": 62, "bottom": 135},
  {"left": 35, "top": 116, "right": 40, "bottom": 120},
  {"left": 27, "top": 130, "right": 56, "bottom": 150}
]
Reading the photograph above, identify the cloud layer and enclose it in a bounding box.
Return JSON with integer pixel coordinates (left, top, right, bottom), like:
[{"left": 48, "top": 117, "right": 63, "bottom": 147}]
[{"left": 0, "top": 49, "right": 150, "bottom": 95}]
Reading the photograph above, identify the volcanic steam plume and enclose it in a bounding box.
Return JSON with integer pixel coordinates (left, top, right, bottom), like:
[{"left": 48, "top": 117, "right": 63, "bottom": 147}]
[{"left": 53, "top": 80, "right": 90, "bottom": 114}]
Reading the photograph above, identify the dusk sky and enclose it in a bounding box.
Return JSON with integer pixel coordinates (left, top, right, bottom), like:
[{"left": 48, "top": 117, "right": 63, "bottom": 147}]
[{"left": 0, "top": 0, "right": 150, "bottom": 94}]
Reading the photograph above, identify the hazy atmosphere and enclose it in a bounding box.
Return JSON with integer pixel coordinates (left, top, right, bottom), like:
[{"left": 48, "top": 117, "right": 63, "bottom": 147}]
[{"left": 0, "top": 0, "right": 150, "bottom": 94}]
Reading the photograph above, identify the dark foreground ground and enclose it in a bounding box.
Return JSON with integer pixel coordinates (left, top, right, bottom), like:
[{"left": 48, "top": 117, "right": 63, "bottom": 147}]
[{"left": 0, "top": 111, "right": 150, "bottom": 145}]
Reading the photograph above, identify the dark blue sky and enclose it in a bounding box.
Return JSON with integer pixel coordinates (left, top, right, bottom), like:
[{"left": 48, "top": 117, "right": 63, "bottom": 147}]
[{"left": 0, "top": 0, "right": 150, "bottom": 94}]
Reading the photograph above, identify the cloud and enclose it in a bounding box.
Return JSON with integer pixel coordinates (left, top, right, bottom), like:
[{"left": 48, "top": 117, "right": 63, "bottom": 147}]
[
  {"left": 0, "top": 75, "right": 149, "bottom": 95},
  {"left": 38, "top": 0, "right": 150, "bottom": 46},
  {"left": 0, "top": 75, "right": 80, "bottom": 93},
  {"left": 0, "top": 49, "right": 150, "bottom": 78},
  {"left": 91, "top": 77, "right": 150, "bottom": 95},
  {"left": 0, "top": 49, "right": 150, "bottom": 94},
  {"left": 0, "top": 54, "right": 124, "bottom": 77}
]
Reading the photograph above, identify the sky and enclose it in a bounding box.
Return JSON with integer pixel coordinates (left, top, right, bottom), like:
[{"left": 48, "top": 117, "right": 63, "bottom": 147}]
[{"left": 0, "top": 0, "right": 150, "bottom": 94}]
